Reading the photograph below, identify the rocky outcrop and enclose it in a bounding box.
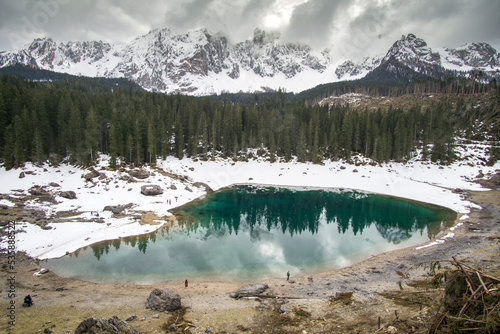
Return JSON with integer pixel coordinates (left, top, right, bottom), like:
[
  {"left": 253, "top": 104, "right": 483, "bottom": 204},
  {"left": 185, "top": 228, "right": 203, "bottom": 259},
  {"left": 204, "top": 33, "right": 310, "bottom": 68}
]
[
  {"left": 145, "top": 288, "right": 181, "bottom": 312},
  {"left": 193, "top": 182, "right": 214, "bottom": 194},
  {"left": 103, "top": 203, "right": 134, "bottom": 215},
  {"left": 58, "top": 190, "right": 77, "bottom": 199},
  {"left": 128, "top": 169, "right": 150, "bottom": 179},
  {"left": 29, "top": 186, "right": 50, "bottom": 196},
  {"left": 140, "top": 185, "right": 163, "bottom": 196},
  {"left": 83, "top": 169, "right": 101, "bottom": 181},
  {"left": 28, "top": 186, "right": 56, "bottom": 203},
  {"left": 230, "top": 283, "right": 269, "bottom": 298},
  {"left": 74, "top": 316, "right": 139, "bottom": 334}
]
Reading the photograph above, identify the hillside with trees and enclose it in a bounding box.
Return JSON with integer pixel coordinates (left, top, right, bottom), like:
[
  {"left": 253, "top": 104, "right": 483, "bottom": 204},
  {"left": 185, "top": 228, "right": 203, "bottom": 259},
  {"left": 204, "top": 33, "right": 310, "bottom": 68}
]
[{"left": 0, "top": 74, "right": 498, "bottom": 169}]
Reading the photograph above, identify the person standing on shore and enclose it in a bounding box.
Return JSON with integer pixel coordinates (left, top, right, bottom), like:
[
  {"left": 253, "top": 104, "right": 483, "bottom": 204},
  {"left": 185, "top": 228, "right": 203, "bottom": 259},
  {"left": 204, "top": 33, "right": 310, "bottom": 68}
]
[
  {"left": 287, "top": 271, "right": 290, "bottom": 281},
  {"left": 185, "top": 279, "right": 188, "bottom": 288}
]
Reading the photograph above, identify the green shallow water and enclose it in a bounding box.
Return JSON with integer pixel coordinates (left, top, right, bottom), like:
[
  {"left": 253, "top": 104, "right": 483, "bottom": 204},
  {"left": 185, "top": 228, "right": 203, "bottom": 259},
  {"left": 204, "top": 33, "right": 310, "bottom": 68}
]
[{"left": 45, "top": 186, "right": 456, "bottom": 283}]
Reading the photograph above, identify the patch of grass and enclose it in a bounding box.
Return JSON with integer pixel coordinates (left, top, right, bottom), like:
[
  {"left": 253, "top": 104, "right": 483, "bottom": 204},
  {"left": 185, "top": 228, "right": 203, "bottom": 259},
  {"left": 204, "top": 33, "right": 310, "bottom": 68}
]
[
  {"left": 378, "top": 289, "right": 442, "bottom": 308},
  {"left": 236, "top": 324, "right": 251, "bottom": 332},
  {"left": 293, "top": 307, "right": 312, "bottom": 318},
  {"left": 252, "top": 300, "right": 302, "bottom": 333},
  {"left": 329, "top": 291, "right": 353, "bottom": 305},
  {"left": 407, "top": 277, "right": 444, "bottom": 290}
]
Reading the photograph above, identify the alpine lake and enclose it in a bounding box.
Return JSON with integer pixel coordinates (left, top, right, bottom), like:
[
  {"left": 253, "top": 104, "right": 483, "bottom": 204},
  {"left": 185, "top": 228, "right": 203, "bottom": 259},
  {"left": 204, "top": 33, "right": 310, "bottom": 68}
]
[{"left": 45, "top": 185, "right": 456, "bottom": 283}]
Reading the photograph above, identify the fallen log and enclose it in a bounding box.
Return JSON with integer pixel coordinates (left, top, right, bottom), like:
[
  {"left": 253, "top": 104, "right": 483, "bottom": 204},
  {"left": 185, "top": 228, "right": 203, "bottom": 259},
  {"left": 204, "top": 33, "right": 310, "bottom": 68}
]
[{"left": 237, "top": 293, "right": 306, "bottom": 299}]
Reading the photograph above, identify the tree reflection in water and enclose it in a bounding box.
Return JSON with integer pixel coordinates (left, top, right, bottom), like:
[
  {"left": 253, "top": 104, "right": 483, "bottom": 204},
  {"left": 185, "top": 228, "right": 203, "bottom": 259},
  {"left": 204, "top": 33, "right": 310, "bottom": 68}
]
[{"left": 85, "top": 186, "right": 454, "bottom": 261}]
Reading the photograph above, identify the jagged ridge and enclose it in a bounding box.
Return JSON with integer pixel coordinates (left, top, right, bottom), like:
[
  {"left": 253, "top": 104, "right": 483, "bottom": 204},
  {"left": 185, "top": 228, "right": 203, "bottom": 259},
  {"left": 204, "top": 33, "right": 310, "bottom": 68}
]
[{"left": 1, "top": 31, "right": 499, "bottom": 95}]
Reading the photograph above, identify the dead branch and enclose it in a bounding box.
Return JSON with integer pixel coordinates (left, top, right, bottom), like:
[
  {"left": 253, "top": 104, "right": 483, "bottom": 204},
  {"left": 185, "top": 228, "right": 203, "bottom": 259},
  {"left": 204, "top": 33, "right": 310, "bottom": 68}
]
[
  {"left": 237, "top": 293, "right": 306, "bottom": 299},
  {"left": 447, "top": 316, "right": 488, "bottom": 324},
  {"left": 405, "top": 258, "right": 499, "bottom": 333}
]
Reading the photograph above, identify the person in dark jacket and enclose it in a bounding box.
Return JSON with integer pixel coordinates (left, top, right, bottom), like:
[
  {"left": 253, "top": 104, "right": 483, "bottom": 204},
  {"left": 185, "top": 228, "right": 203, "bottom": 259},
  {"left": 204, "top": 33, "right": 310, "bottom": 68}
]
[{"left": 24, "top": 295, "right": 33, "bottom": 307}]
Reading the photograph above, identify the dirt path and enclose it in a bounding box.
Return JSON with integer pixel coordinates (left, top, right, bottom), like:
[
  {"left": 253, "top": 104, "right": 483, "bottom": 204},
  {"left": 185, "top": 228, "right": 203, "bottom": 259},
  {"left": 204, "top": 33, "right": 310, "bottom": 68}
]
[{"left": 1, "top": 191, "right": 499, "bottom": 333}]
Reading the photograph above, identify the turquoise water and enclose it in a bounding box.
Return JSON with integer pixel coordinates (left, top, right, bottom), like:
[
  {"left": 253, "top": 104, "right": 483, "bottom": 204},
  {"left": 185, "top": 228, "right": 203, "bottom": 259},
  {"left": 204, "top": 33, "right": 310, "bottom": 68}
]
[{"left": 45, "top": 186, "right": 455, "bottom": 283}]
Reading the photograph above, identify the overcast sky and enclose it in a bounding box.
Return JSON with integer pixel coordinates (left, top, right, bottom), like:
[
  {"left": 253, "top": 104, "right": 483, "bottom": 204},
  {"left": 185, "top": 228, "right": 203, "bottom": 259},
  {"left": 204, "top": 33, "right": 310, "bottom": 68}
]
[{"left": 1, "top": 0, "right": 499, "bottom": 60}]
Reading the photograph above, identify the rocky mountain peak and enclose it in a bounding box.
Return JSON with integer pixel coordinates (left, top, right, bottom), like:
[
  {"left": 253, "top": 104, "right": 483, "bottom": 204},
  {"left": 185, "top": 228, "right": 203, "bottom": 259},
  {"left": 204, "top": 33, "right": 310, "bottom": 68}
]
[
  {"left": 443, "top": 42, "right": 498, "bottom": 68},
  {"left": 402, "top": 33, "right": 426, "bottom": 46},
  {"left": 28, "top": 37, "right": 57, "bottom": 53},
  {"left": 252, "top": 28, "right": 281, "bottom": 45},
  {"left": 384, "top": 33, "right": 439, "bottom": 65},
  {"left": 1, "top": 29, "right": 499, "bottom": 95}
]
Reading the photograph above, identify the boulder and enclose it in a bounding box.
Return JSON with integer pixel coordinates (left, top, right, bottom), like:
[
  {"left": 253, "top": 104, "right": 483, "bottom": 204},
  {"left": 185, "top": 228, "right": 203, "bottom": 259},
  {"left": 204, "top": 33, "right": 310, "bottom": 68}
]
[
  {"left": 83, "top": 169, "right": 101, "bottom": 181},
  {"left": 125, "top": 315, "right": 137, "bottom": 322},
  {"left": 119, "top": 174, "right": 136, "bottom": 183},
  {"left": 230, "top": 283, "right": 269, "bottom": 298},
  {"left": 74, "top": 316, "right": 139, "bottom": 334},
  {"left": 128, "top": 169, "right": 150, "bottom": 179},
  {"left": 489, "top": 173, "right": 500, "bottom": 187},
  {"left": 49, "top": 182, "right": 60, "bottom": 187},
  {"left": 19, "top": 172, "right": 25, "bottom": 179},
  {"left": 141, "top": 185, "right": 163, "bottom": 196},
  {"left": 145, "top": 288, "right": 181, "bottom": 312},
  {"left": 29, "top": 186, "right": 49, "bottom": 196},
  {"left": 103, "top": 203, "right": 134, "bottom": 215},
  {"left": 59, "top": 191, "right": 77, "bottom": 199}
]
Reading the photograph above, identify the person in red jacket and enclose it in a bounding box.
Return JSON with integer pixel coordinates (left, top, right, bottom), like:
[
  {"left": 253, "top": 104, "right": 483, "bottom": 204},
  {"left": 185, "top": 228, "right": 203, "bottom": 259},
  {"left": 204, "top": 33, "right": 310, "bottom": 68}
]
[{"left": 185, "top": 279, "right": 188, "bottom": 288}]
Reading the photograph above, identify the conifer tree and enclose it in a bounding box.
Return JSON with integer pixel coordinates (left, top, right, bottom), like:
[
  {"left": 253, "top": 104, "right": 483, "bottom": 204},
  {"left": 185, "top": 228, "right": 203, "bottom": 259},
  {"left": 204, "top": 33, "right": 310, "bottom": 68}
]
[
  {"left": 134, "top": 119, "right": 142, "bottom": 164},
  {"left": 2, "top": 125, "right": 14, "bottom": 168},
  {"left": 85, "top": 106, "right": 99, "bottom": 163},
  {"left": 147, "top": 121, "right": 156, "bottom": 164},
  {"left": 126, "top": 133, "right": 134, "bottom": 164},
  {"left": 32, "top": 127, "right": 44, "bottom": 164},
  {"left": 175, "top": 117, "right": 184, "bottom": 159},
  {"left": 13, "top": 115, "right": 26, "bottom": 165},
  {"left": 297, "top": 124, "right": 307, "bottom": 162},
  {"left": 108, "top": 124, "right": 118, "bottom": 167},
  {"left": 269, "top": 135, "right": 276, "bottom": 162}
]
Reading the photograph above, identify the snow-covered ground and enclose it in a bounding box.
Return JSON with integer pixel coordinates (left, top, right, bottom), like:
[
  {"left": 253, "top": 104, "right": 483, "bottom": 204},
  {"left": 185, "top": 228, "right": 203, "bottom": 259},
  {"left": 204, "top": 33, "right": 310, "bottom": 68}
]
[{"left": 1, "top": 145, "right": 498, "bottom": 261}]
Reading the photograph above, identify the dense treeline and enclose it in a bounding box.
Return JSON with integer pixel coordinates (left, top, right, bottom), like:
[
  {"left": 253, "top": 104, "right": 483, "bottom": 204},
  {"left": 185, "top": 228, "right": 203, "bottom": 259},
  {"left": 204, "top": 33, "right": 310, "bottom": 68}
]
[
  {"left": 0, "top": 75, "right": 497, "bottom": 168},
  {"left": 0, "top": 64, "right": 144, "bottom": 93},
  {"left": 297, "top": 59, "right": 498, "bottom": 105}
]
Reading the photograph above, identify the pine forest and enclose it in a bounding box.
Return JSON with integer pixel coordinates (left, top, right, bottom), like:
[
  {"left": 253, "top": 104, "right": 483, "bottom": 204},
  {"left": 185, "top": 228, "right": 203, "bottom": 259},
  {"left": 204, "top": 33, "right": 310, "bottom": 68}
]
[{"left": 0, "top": 75, "right": 499, "bottom": 169}]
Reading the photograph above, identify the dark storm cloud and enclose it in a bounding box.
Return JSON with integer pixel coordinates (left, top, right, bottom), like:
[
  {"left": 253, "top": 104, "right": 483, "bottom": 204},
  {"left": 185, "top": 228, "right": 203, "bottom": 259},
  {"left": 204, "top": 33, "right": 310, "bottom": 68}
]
[
  {"left": 163, "top": 0, "right": 274, "bottom": 42},
  {"left": 0, "top": 0, "right": 499, "bottom": 58},
  {"left": 282, "top": 0, "right": 349, "bottom": 48},
  {"left": 0, "top": 0, "right": 167, "bottom": 49},
  {"left": 328, "top": 0, "right": 500, "bottom": 59}
]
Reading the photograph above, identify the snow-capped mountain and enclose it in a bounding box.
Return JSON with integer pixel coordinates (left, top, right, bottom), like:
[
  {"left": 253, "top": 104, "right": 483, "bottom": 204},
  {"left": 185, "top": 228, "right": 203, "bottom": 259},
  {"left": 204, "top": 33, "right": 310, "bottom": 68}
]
[
  {"left": 1, "top": 30, "right": 499, "bottom": 95},
  {"left": 337, "top": 34, "right": 500, "bottom": 82}
]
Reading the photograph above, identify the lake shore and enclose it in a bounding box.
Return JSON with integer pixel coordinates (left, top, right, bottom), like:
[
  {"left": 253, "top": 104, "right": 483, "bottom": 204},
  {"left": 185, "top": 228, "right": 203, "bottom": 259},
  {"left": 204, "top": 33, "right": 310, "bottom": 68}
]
[
  {"left": 1, "top": 154, "right": 499, "bottom": 332},
  {"left": 2, "top": 190, "right": 499, "bottom": 333},
  {"left": 1, "top": 154, "right": 496, "bottom": 261}
]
